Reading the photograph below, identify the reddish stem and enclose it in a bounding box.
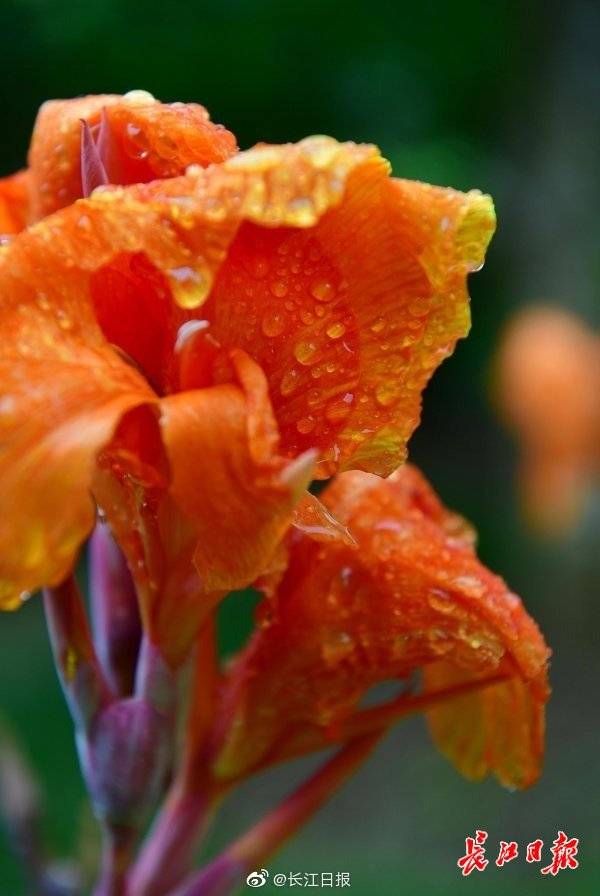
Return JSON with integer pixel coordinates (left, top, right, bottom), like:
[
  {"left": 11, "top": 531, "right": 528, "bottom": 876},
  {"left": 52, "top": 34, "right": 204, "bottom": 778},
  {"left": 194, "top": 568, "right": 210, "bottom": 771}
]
[
  {"left": 127, "top": 782, "right": 220, "bottom": 896},
  {"left": 262, "top": 671, "right": 510, "bottom": 769},
  {"left": 170, "top": 733, "right": 383, "bottom": 896}
]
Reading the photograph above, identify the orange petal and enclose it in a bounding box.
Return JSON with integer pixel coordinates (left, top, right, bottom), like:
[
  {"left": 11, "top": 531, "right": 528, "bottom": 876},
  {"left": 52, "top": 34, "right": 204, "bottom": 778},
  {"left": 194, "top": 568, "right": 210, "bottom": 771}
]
[
  {"left": 27, "top": 92, "right": 237, "bottom": 220},
  {"left": 212, "top": 466, "right": 549, "bottom": 788},
  {"left": 0, "top": 317, "right": 153, "bottom": 608},
  {"left": 423, "top": 661, "right": 547, "bottom": 790},
  {"left": 0, "top": 170, "right": 30, "bottom": 234},
  {"left": 161, "top": 351, "right": 315, "bottom": 593},
  {"left": 198, "top": 146, "right": 495, "bottom": 475}
]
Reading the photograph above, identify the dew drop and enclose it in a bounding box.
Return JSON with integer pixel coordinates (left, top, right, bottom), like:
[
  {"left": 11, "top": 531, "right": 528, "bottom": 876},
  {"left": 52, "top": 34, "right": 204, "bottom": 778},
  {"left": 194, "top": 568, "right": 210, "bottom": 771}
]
[
  {"left": 296, "top": 416, "right": 316, "bottom": 434},
  {"left": 322, "top": 631, "right": 353, "bottom": 664},
  {"left": 168, "top": 266, "right": 210, "bottom": 309},
  {"left": 427, "top": 589, "right": 455, "bottom": 614},
  {"left": 453, "top": 575, "right": 485, "bottom": 597},
  {"left": 326, "top": 321, "right": 346, "bottom": 339},
  {"left": 124, "top": 123, "right": 149, "bottom": 159},
  {"left": 123, "top": 89, "right": 157, "bottom": 106},
  {"left": 262, "top": 312, "right": 286, "bottom": 337},
  {"left": 375, "top": 381, "right": 400, "bottom": 407},
  {"left": 280, "top": 368, "right": 300, "bottom": 396},
  {"left": 294, "top": 340, "right": 319, "bottom": 365},
  {"left": 251, "top": 258, "right": 269, "bottom": 278},
  {"left": 270, "top": 280, "right": 288, "bottom": 298},
  {"left": 370, "top": 317, "right": 386, "bottom": 333},
  {"left": 311, "top": 280, "right": 335, "bottom": 302}
]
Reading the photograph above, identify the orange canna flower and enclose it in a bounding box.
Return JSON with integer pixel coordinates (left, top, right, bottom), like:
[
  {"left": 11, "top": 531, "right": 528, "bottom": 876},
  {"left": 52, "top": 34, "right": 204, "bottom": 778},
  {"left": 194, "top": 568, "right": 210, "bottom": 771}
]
[
  {"left": 0, "top": 93, "right": 494, "bottom": 667},
  {"left": 495, "top": 306, "right": 600, "bottom": 534},
  {"left": 211, "top": 465, "right": 550, "bottom": 790}
]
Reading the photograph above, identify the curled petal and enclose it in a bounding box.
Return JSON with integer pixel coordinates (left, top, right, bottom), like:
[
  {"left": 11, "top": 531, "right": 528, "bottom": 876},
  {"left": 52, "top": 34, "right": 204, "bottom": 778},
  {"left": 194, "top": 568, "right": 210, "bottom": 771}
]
[
  {"left": 212, "top": 466, "right": 549, "bottom": 788},
  {"left": 201, "top": 155, "right": 495, "bottom": 476},
  {"left": 26, "top": 92, "right": 237, "bottom": 220},
  {"left": 161, "top": 351, "right": 315, "bottom": 593},
  {"left": 0, "top": 341, "right": 152, "bottom": 608}
]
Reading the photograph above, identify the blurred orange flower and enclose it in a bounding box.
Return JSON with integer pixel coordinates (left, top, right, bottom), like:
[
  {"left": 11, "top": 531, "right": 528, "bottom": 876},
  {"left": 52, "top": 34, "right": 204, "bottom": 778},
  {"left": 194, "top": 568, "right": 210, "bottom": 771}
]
[
  {"left": 496, "top": 306, "right": 600, "bottom": 534},
  {"left": 212, "top": 466, "right": 550, "bottom": 790}
]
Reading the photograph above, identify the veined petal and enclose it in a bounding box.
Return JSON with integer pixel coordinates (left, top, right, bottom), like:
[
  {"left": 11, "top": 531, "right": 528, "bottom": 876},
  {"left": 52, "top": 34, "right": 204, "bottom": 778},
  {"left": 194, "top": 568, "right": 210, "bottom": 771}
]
[
  {"left": 26, "top": 92, "right": 237, "bottom": 221},
  {"left": 212, "top": 466, "right": 549, "bottom": 788},
  {"left": 197, "top": 146, "right": 496, "bottom": 475},
  {"left": 423, "top": 661, "right": 547, "bottom": 790}
]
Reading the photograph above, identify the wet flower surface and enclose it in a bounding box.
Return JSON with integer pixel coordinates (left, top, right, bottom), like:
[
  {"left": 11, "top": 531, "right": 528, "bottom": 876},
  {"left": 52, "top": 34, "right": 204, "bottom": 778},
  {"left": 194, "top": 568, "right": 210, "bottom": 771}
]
[
  {"left": 0, "top": 92, "right": 549, "bottom": 896},
  {"left": 212, "top": 466, "right": 550, "bottom": 789}
]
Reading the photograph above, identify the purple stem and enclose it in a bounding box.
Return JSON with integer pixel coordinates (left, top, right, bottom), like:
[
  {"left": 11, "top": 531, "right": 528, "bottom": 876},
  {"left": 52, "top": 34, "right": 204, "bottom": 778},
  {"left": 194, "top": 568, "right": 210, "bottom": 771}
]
[{"left": 89, "top": 522, "right": 141, "bottom": 697}]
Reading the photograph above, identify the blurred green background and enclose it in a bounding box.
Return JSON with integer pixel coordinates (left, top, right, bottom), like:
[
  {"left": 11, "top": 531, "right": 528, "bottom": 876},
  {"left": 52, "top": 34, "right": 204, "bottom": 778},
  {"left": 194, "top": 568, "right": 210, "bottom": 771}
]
[{"left": 1, "top": 0, "right": 599, "bottom": 893}]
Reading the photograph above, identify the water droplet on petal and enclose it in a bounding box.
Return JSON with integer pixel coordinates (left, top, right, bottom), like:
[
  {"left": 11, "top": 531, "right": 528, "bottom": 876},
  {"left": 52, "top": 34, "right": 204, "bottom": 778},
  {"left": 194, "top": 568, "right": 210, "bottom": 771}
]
[
  {"left": 168, "top": 266, "right": 210, "bottom": 309},
  {"left": 123, "top": 89, "right": 157, "bottom": 106},
  {"left": 270, "top": 280, "right": 288, "bottom": 298},
  {"left": 375, "top": 381, "right": 401, "bottom": 407},
  {"left": 124, "top": 122, "right": 149, "bottom": 159},
  {"left": 427, "top": 589, "right": 455, "bottom": 614},
  {"left": 280, "top": 368, "right": 301, "bottom": 396},
  {"left": 326, "top": 321, "right": 346, "bottom": 339},
  {"left": 311, "top": 279, "right": 335, "bottom": 302},
  {"left": 262, "top": 312, "right": 286, "bottom": 337},
  {"left": 296, "top": 416, "right": 316, "bottom": 434},
  {"left": 294, "top": 340, "right": 319, "bottom": 365}
]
